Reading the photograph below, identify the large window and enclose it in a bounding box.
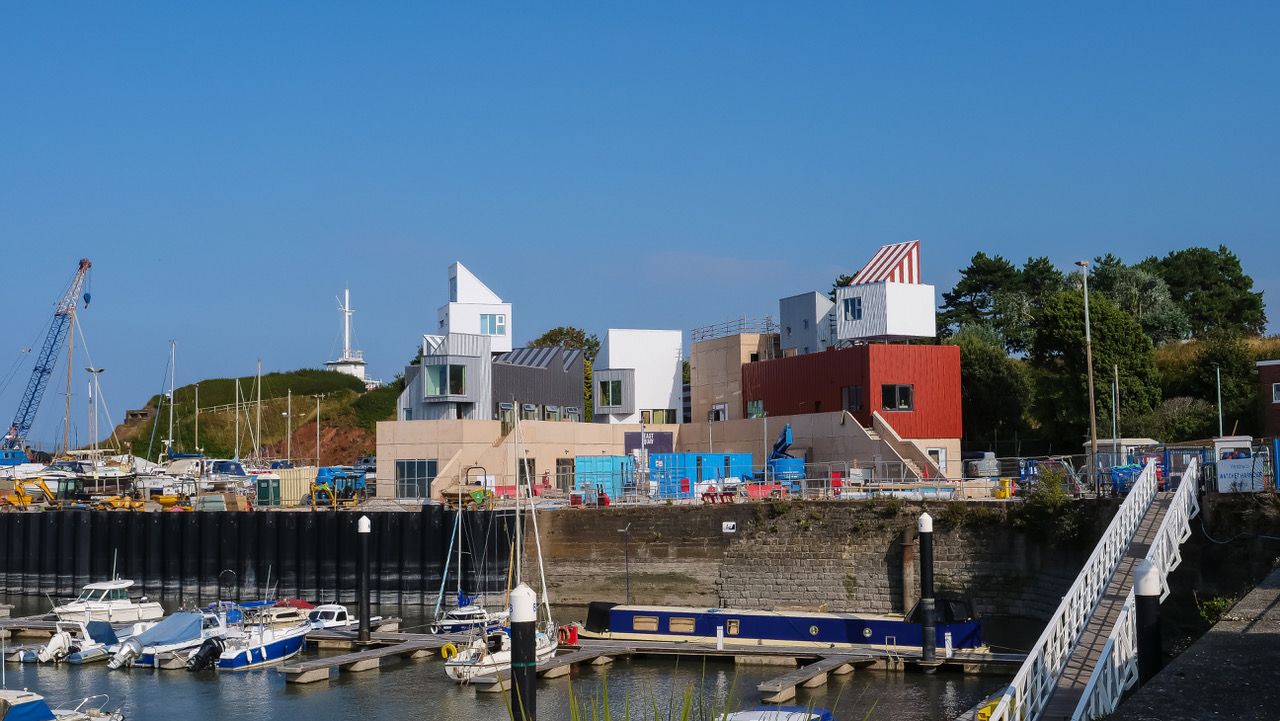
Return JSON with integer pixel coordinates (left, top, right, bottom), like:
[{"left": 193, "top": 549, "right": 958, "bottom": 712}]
[
  {"left": 650, "top": 409, "right": 677, "bottom": 424},
  {"left": 599, "top": 379, "right": 623, "bottom": 407},
  {"left": 555, "top": 458, "right": 575, "bottom": 492},
  {"left": 424, "top": 365, "right": 466, "bottom": 396},
  {"left": 746, "top": 400, "right": 765, "bottom": 418},
  {"left": 881, "top": 384, "right": 914, "bottom": 411},
  {"left": 395, "top": 459, "right": 436, "bottom": 498},
  {"left": 480, "top": 314, "right": 506, "bottom": 336},
  {"left": 843, "top": 296, "right": 862, "bottom": 322},
  {"left": 1273, "top": 382, "right": 1280, "bottom": 403}
]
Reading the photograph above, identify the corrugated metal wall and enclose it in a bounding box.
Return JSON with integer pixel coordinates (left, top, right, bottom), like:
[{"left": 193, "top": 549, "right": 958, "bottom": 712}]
[{"left": 741, "top": 344, "right": 961, "bottom": 439}]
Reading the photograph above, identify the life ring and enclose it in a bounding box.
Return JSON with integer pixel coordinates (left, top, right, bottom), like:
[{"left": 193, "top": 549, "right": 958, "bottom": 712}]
[
  {"left": 557, "top": 626, "right": 572, "bottom": 644},
  {"left": 440, "top": 642, "right": 458, "bottom": 660}
]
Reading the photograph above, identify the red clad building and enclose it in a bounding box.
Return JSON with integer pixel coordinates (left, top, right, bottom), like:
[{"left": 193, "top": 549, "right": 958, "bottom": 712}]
[
  {"left": 1260, "top": 360, "right": 1280, "bottom": 437},
  {"left": 741, "top": 344, "right": 962, "bottom": 440}
]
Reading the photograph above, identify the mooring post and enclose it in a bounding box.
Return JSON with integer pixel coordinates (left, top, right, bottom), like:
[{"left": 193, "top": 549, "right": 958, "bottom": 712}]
[
  {"left": 1135, "top": 559, "right": 1162, "bottom": 683},
  {"left": 357, "top": 515, "right": 371, "bottom": 644},
  {"left": 510, "top": 583, "right": 538, "bottom": 721},
  {"left": 918, "top": 511, "right": 936, "bottom": 665}
]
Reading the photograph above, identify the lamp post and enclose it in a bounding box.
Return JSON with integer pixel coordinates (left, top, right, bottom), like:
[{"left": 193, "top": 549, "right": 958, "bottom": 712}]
[
  {"left": 1076, "top": 260, "right": 1099, "bottom": 495},
  {"left": 1214, "top": 363, "right": 1224, "bottom": 437},
  {"left": 618, "top": 523, "right": 632, "bottom": 604},
  {"left": 357, "top": 515, "right": 371, "bottom": 644}
]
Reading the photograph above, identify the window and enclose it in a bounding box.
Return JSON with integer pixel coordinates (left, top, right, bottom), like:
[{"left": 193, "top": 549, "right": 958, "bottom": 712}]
[
  {"left": 710, "top": 404, "right": 728, "bottom": 422},
  {"left": 518, "top": 457, "right": 537, "bottom": 485},
  {"left": 1273, "top": 382, "right": 1280, "bottom": 403},
  {"left": 480, "top": 314, "right": 506, "bottom": 336},
  {"left": 632, "top": 616, "right": 659, "bottom": 632},
  {"left": 746, "top": 400, "right": 765, "bottom": 418},
  {"left": 555, "top": 458, "right": 575, "bottom": 492},
  {"left": 843, "top": 296, "right": 863, "bottom": 322},
  {"left": 881, "top": 384, "right": 914, "bottom": 411},
  {"left": 668, "top": 617, "right": 696, "bottom": 634},
  {"left": 749, "top": 352, "right": 759, "bottom": 363},
  {"left": 425, "top": 365, "right": 466, "bottom": 396},
  {"left": 640, "top": 410, "right": 652, "bottom": 424},
  {"left": 803, "top": 319, "right": 809, "bottom": 329},
  {"left": 841, "top": 386, "right": 863, "bottom": 412},
  {"left": 599, "top": 379, "right": 623, "bottom": 407},
  {"left": 395, "top": 459, "right": 436, "bottom": 498},
  {"left": 651, "top": 409, "right": 677, "bottom": 424},
  {"left": 402, "top": 408, "right": 413, "bottom": 421},
  {"left": 726, "top": 619, "right": 740, "bottom": 636}
]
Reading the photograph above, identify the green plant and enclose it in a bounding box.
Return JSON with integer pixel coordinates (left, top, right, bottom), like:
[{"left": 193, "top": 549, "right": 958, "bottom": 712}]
[
  {"left": 1014, "top": 467, "right": 1088, "bottom": 544},
  {"left": 1197, "top": 595, "right": 1235, "bottom": 625}
]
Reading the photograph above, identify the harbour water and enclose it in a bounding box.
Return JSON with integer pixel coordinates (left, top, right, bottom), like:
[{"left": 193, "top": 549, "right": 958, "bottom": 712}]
[{"left": 2, "top": 595, "right": 1007, "bottom": 720}]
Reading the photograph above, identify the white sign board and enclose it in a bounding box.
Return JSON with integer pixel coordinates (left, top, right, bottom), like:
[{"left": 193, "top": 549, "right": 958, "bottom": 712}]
[{"left": 1215, "top": 438, "right": 1264, "bottom": 493}]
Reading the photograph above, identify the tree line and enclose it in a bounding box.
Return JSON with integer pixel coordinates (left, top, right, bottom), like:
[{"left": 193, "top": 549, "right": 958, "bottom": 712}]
[{"left": 937, "top": 245, "right": 1270, "bottom": 454}]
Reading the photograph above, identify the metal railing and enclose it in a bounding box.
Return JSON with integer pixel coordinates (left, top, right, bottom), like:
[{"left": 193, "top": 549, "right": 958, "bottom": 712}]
[
  {"left": 986, "top": 460, "right": 1160, "bottom": 721},
  {"left": 1070, "top": 457, "right": 1200, "bottom": 720},
  {"left": 690, "top": 316, "right": 778, "bottom": 342}
]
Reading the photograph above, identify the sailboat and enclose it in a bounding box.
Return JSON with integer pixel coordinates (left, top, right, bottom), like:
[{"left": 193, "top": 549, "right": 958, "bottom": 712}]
[
  {"left": 443, "top": 410, "right": 558, "bottom": 682},
  {"left": 430, "top": 493, "right": 509, "bottom": 635}
]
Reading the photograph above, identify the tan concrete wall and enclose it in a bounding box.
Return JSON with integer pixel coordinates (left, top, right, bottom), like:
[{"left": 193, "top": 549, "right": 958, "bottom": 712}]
[
  {"left": 677, "top": 411, "right": 905, "bottom": 473},
  {"left": 689, "top": 334, "right": 778, "bottom": 423}
]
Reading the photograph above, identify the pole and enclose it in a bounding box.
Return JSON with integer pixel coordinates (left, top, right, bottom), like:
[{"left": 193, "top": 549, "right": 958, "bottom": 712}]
[
  {"left": 1135, "top": 560, "right": 1162, "bottom": 683},
  {"left": 315, "top": 395, "right": 322, "bottom": 466},
  {"left": 1078, "top": 261, "right": 1099, "bottom": 495},
  {"left": 286, "top": 390, "right": 292, "bottom": 462},
  {"left": 255, "top": 359, "right": 262, "bottom": 462},
  {"left": 918, "top": 512, "right": 936, "bottom": 665},
  {"left": 1112, "top": 364, "right": 1119, "bottom": 445},
  {"left": 167, "top": 340, "right": 176, "bottom": 459},
  {"left": 510, "top": 583, "right": 538, "bottom": 721},
  {"left": 194, "top": 384, "right": 200, "bottom": 452},
  {"left": 357, "top": 515, "right": 371, "bottom": 644},
  {"left": 1215, "top": 364, "right": 1224, "bottom": 437}
]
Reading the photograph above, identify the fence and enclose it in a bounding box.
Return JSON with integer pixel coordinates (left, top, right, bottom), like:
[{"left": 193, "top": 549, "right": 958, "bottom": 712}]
[
  {"left": 1071, "top": 457, "right": 1200, "bottom": 720},
  {"left": 985, "top": 460, "right": 1160, "bottom": 721}
]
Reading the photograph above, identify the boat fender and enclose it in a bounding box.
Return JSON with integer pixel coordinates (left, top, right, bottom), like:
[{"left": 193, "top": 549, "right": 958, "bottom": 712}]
[
  {"left": 185, "top": 637, "right": 225, "bottom": 672},
  {"left": 440, "top": 642, "right": 458, "bottom": 660}
]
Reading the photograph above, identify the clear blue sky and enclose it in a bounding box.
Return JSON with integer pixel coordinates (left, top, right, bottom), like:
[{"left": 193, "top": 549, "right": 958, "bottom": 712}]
[{"left": 2, "top": 3, "right": 1276, "bottom": 449}]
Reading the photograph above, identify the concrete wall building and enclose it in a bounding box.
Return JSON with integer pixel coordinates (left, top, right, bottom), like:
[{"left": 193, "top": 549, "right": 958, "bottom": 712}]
[
  {"left": 779, "top": 292, "right": 835, "bottom": 355},
  {"left": 593, "top": 329, "right": 683, "bottom": 424},
  {"left": 689, "top": 332, "right": 780, "bottom": 422},
  {"left": 1259, "top": 360, "right": 1280, "bottom": 437},
  {"left": 436, "top": 262, "right": 513, "bottom": 354}
]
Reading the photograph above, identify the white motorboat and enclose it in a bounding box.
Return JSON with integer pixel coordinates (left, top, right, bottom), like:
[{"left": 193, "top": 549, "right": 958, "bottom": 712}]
[
  {"left": 21, "top": 620, "right": 148, "bottom": 664},
  {"left": 0, "top": 690, "right": 125, "bottom": 721},
  {"left": 431, "top": 604, "right": 510, "bottom": 635},
  {"left": 108, "top": 610, "right": 227, "bottom": 670},
  {"left": 442, "top": 626, "right": 558, "bottom": 682},
  {"left": 185, "top": 620, "right": 310, "bottom": 672},
  {"left": 306, "top": 604, "right": 381, "bottom": 630},
  {"left": 54, "top": 580, "right": 164, "bottom": 624}
]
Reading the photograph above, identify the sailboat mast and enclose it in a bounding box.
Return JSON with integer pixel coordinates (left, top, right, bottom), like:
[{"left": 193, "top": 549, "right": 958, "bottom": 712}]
[
  {"left": 255, "top": 358, "right": 262, "bottom": 462},
  {"left": 194, "top": 384, "right": 200, "bottom": 451},
  {"left": 513, "top": 407, "right": 521, "bottom": 586},
  {"left": 234, "top": 379, "right": 241, "bottom": 459},
  {"left": 286, "top": 389, "right": 292, "bottom": 463},
  {"left": 166, "top": 340, "right": 175, "bottom": 458}
]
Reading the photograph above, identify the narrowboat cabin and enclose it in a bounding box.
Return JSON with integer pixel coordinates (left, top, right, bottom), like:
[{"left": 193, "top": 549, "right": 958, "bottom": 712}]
[{"left": 578, "top": 598, "right": 982, "bottom": 650}]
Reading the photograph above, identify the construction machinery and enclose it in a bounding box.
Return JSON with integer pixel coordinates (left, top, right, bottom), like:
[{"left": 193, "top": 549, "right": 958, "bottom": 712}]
[
  {"left": 302, "top": 467, "right": 368, "bottom": 508},
  {"left": 0, "top": 478, "right": 90, "bottom": 510},
  {"left": 4, "top": 258, "right": 92, "bottom": 451}
]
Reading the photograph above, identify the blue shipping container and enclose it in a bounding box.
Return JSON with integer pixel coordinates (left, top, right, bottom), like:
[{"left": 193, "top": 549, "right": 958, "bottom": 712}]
[
  {"left": 575, "top": 455, "right": 635, "bottom": 500},
  {"left": 648, "top": 453, "right": 753, "bottom": 499}
]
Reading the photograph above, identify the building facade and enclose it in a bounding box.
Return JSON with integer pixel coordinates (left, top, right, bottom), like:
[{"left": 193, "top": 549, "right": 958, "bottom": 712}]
[
  {"left": 689, "top": 332, "right": 780, "bottom": 422},
  {"left": 436, "top": 262, "right": 513, "bottom": 354},
  {"left": 779, "top": 292, "right": 835, "bottom": 355},
  {"left": 832, "top": 240, "right": 937, "bottom": 342},
  {"left": 492, "top": 346, "right": 585, "bottom": 422},
  {"left": 399, "top": 333, "right": 494, "bottom": 420},
  {"left": 593, "top": 329, "right": 683, "bottom": 424},
  {"left": 1259, "top": 360, "right": 1280, "bottom": 437}
]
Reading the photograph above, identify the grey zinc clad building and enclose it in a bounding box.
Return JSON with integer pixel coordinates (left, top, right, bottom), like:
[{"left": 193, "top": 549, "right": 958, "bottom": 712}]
[{"left": 491, "top": 346, "right": 585, "bottom": 422}]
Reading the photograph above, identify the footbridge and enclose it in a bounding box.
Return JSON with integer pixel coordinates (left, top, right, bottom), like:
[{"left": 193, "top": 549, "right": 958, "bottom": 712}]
[{"left": 977, "top": 456, "right": 1201, "bottom": 721}]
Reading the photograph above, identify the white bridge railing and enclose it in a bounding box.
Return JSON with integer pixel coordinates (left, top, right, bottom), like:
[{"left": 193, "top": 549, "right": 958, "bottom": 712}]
[
  {"left": 1071, "top": 458, "right": 1201, "bottom": 720},
  {"left": 986, "top": 460, "right": 1161, "bottom": 721}
]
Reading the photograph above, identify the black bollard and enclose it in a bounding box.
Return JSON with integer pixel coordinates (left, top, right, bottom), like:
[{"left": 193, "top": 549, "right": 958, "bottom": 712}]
[
  {"left": 510, "top": 583, "right": 538, "bottom": 721},
  {"left": 918, "top": 512, "right": 936, "bottom": 664},
  {"left": 357, "top": 515, "right": 371, "bottom": 644},
  {"left": 1135, "top": 560, "right": 1162, "bottom": 683}
]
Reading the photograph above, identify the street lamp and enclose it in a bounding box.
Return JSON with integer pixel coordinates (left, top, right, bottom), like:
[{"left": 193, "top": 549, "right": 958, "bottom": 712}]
[
  {"left": 1214, "top": 363, "right": 1224, "bottom": 436},
  {"left": 312, "top": 394, "right": 325, "bottom": 466},
  {"left": 1076, "top": 260, "right": 1099, "bottom": 495},
  {"left": 617, "top": 523, "right": 632, "bottom": 604},
  {"left": 85, "top": 367, "right": 104, "bottom": 454}
]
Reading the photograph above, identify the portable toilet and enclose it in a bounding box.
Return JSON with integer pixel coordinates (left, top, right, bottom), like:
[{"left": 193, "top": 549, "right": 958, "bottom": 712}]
[{"left": 255, "top": 474, "right": 282, "bottom": 507}]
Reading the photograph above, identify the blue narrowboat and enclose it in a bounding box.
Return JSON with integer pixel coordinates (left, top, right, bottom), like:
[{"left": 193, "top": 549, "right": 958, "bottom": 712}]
[{"left": 579, "top": 598, "right": 982, "bottom": 650}]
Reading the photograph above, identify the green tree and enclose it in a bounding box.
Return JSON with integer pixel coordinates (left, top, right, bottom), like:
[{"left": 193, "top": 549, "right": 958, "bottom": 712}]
[
  {"left": 1129, "top": 397, "right": 1216, "bottom": 442},
  {"left": 939, "top": 253, "right": 1021, "bottom": 334},
  {"left": 1189, "top": 329, "right": 1258, "bottom": 434},
  {"left": 1088, "top": 254, "right": 1189, "bottom": 345},
  {"left": 1031, "top": 290, "right": 1162, "bottom": 448},
  {"left": 528, "top": 326, "right": 602, "bottom": 361},
  {"left": 954, "top": 325, "right": 1030, "bottom": 449},
  {"left": 828, "top": 273, "right": 857, "bottom": 301},
  {"left": 1141, "top": 245, "right": 1267, "bottom": 337}
]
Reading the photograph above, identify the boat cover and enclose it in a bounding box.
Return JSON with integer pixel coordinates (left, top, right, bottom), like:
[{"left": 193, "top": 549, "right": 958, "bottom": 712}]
[
  {"left": 132, "top": 611, "right": 203, "bottom": 647},
  {"left": 85, "top": 620, "right": 119, "bottom": 645},
  {"left": 2, "top": 699, "right": 56, "bottom": 721}
]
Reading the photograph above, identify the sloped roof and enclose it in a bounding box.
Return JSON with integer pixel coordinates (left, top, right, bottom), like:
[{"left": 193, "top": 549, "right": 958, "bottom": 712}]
[
  {"left": 849, "top": 240, "right": 921, "bottom": 285},
  {"left": 494, "top": 346, "right": 583, "bottom": 372}
]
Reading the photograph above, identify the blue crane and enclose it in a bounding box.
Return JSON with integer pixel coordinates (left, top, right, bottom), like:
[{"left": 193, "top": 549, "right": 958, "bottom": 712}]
[{"left": 3, "top": 258, "right": 92, "bottom": 450}]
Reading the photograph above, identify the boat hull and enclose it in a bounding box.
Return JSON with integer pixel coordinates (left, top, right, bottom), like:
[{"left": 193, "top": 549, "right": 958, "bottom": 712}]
[{"left": 216, "top": 627, "right": 308, "bottom": 671}]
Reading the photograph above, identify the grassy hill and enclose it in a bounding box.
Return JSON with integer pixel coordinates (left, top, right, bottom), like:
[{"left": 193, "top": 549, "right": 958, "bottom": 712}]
[{"left": 113, "top": 369, "right": 403, "bottom": 464}]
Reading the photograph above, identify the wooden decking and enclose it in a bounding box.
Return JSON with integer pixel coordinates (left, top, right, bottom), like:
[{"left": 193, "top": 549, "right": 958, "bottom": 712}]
[
  {"left": 472, "top": 647, "right": 626, "bottom": 692},
  {"left": 1038, "top": 492, "right": 1174, "bottom": 721},
  {"left": 757, "top": 654, "right": 869, "bottom": 703},
  {"left": 279, "top": 638, "right": 444, "bottom": 683}
]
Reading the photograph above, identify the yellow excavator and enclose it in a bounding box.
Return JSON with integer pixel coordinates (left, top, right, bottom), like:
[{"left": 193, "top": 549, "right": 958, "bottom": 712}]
[{"left": 0, "top": 479, "right": 59, "bottom": 510}]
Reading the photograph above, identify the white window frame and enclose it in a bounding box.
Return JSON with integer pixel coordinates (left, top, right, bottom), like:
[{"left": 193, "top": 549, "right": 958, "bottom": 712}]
[
  {"left": 843, "top": 296, "right": 862, "bottom": 322},
  {"left": 480, "top": 313, "right": 506, "bottom": 336},
  {"left": 1273, "top": 382, "right": 1280, "bottom": 403}
]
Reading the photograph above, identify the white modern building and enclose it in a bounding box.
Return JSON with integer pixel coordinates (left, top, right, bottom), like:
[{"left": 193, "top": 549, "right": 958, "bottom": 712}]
[
  {"left": 436, "top": 262, "right": 512, "bottom": 354},
  {"left": 593, "top": 329, "right": 683, "bottom": 424},
  {"left": 833, "top": 240, "right": 937, "bottom": 341},
  {"left": 398, "top": 333, "right": 494, "bottom": 421},
  {"left": 779, "top": 292, "right": 835, "bottom": 355}
]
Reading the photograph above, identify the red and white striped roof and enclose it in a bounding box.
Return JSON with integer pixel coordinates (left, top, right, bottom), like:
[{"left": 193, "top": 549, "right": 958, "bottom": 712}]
[{"left": 849, "top": 240, "right": 921, "bottom": 285}]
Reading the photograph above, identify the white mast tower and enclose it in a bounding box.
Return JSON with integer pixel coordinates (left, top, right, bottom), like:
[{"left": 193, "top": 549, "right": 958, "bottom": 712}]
[{"left": 325, "top": 288, "right": 368, "bottom": 383}]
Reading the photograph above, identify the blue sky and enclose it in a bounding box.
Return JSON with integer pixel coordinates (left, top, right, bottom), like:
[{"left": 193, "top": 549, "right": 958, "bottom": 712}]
[{"left": 2, "top": 3, "right": 1277, "bottom": 449}]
